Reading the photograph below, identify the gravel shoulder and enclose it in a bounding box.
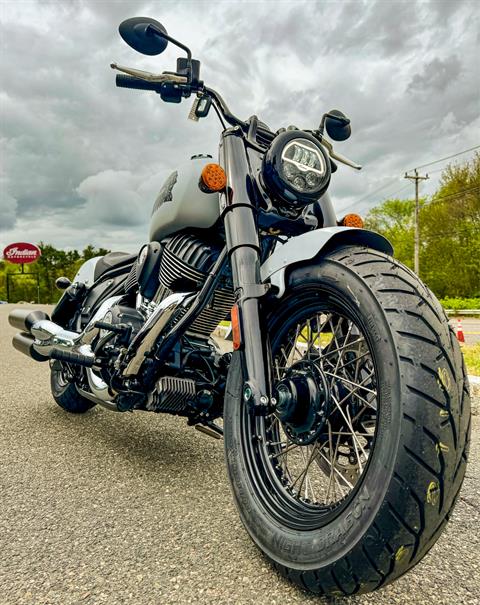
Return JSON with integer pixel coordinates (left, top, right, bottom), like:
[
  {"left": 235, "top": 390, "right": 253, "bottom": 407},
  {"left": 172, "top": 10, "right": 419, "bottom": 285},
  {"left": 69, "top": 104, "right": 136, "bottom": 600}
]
[{"left": 0, "top": 304, "right": 479, "bottom": 605}]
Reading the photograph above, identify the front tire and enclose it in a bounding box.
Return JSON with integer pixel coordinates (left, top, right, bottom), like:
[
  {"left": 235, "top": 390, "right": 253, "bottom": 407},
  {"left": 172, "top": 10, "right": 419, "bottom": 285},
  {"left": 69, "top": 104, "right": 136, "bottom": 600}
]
[{"left": 224, "top": 246, "right": 470, "bottom": 597}]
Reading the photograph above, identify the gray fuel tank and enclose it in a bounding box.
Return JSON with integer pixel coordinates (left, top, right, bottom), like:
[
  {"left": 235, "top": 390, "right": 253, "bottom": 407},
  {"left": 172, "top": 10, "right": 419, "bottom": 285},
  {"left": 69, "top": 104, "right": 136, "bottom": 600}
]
[{"left": 149, "top": 156, "right": 220, "bottom": 242}]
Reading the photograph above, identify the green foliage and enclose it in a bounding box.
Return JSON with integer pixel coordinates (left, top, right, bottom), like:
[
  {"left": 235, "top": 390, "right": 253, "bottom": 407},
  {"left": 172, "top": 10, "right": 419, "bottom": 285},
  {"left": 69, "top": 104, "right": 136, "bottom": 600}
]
[
  {"left": 365, "top": 198, "right": 415, "bottom": 269},
  {"left": 0, "top": 244, "right": 110, "bottom": 303},
  {"left": 439, "top": 297, "right": 480, "bottom": 311},
  {"left": 365, "top": 154, "right": 480, "bottom": 298}
]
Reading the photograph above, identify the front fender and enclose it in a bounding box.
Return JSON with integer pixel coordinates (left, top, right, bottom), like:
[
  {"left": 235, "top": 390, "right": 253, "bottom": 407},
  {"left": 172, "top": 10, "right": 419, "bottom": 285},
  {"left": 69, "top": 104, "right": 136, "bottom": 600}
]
[{"left": 260, "top": 227, "right": 393, "bottom": 297}]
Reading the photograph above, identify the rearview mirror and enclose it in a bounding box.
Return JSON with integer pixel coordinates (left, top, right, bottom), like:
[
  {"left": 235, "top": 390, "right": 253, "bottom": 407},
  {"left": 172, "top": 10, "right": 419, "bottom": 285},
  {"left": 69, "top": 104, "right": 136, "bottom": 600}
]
[
  {"left": 119, "top": 17, "right": 169, "bottom": 56},
  {"left": 324, "top": 109, "right": 351, "bottom": 141}
]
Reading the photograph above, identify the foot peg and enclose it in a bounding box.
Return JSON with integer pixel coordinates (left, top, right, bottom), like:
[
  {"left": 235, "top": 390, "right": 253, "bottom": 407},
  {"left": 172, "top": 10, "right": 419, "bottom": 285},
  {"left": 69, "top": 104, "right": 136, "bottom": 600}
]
[{"left": 50, "top": 348, "right": 95, "bottom": 367}]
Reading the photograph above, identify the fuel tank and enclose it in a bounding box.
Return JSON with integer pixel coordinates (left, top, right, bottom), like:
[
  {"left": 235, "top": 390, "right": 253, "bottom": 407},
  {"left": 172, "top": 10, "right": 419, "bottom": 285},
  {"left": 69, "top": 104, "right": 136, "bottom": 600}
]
[{"left": 149, "top": 155, "right": 220, "bottom": 242}]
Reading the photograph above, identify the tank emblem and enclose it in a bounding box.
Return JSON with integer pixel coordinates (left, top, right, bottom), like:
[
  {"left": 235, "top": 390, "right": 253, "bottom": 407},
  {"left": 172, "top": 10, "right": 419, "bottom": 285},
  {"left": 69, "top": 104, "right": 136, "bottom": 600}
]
[{"left": 151, "top": 170, "right": 178, "bottom": 215}]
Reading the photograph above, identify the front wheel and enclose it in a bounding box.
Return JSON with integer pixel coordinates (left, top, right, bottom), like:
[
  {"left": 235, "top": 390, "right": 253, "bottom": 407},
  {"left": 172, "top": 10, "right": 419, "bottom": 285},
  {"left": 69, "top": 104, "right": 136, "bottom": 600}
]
[{"left": 224, "top": 246, "right": 470, "bottom": 597}]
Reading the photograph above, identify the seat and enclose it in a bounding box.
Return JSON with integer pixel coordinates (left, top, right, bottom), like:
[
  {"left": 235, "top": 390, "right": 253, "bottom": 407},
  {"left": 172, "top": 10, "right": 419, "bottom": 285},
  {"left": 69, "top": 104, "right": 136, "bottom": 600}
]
[{"left": 94, "top": 251, "right": 137, "bottom": 281}]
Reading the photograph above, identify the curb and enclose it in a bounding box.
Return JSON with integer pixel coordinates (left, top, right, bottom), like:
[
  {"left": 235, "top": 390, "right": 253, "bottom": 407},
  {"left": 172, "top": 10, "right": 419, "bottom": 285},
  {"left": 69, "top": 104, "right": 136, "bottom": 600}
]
[{"left": 468, "top": 376, "right": 480, "bottom": 416}]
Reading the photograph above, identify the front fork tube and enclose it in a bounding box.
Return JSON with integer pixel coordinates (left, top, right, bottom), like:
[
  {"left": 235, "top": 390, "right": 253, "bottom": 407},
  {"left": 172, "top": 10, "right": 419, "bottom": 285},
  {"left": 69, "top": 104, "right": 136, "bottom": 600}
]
[{"left": 220, "top": 129, "right": 271, "bottom": 411}]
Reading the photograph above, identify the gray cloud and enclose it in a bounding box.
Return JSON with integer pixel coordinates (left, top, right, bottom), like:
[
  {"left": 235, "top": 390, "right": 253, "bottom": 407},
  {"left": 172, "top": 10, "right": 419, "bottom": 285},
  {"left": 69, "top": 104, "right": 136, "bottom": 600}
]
[
  {"left": 408, "top": 55, "right": 462, "bottom": 93},
  {"left": 0, "top": 0, "right": 479, "bottom": 252}
]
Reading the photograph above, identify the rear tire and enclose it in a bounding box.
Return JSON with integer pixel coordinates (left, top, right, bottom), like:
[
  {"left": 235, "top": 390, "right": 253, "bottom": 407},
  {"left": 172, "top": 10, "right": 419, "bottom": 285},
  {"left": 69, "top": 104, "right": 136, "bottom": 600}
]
[
  {"left": 50, "top": 361, "right": 96, "bottom": 414},
  {"left": 224, "top": 246, "right": 470, "bottom": 597}
]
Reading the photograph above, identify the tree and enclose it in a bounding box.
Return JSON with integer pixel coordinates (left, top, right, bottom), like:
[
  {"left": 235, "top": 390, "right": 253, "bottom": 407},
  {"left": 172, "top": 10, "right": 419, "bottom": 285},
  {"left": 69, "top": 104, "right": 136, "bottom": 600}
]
[
  {"left": 364, "top": 154, "right": 480, "bottom": 298},
  {"left": 420, "top": 153, "right": 480, "bottom": 297},
  {"left": 364, "top": 198, "right": 416, "bottom": 269}
]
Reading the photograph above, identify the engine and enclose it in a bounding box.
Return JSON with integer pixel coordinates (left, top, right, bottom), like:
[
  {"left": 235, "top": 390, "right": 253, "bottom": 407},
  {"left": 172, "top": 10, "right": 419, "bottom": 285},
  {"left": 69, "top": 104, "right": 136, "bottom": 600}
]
[
  {"left": 112, "top": 231, "right": 232, "bottom": 417},
  {"left": 126, "top": 231, "right": 234, "bottom": 339}
]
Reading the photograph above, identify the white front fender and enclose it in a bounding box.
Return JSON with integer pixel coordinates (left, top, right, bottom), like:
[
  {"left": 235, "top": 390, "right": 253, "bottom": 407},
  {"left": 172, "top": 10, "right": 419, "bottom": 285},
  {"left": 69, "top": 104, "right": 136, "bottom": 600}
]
[{"left": 260, "top": 227, "right": 393, "bottom": 297}]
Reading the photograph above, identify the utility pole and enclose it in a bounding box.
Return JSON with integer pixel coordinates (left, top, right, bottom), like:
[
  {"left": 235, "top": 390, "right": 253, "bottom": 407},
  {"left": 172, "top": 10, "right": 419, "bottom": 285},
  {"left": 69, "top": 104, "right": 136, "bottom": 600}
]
[{"left": 404, "top": 168, "right": 429, "bottom": 275}]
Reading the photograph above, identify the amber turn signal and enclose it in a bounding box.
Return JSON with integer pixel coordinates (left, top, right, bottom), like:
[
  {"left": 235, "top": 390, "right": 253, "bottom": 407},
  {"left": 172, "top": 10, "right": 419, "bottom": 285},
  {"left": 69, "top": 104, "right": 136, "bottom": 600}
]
[
  {"left": 340, "top": 213, "right": 364, "bottom": 228},
  {"left": 231, "top": 304, "right": 242, "bottom": 351},
  {"left": 200, "top": 163, "right": 227, "bottom": 193}
]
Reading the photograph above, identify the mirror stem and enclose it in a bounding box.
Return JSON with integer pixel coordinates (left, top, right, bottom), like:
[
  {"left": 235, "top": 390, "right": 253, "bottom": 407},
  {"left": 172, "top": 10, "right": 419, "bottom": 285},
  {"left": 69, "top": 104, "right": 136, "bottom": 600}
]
[{"left": 147, "top": 24, "right": 192, "bottom": 61}]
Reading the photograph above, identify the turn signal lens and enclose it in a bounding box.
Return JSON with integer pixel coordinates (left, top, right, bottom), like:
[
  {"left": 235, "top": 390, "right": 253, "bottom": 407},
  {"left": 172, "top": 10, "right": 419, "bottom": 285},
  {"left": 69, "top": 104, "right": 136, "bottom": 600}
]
[
  {"left": 340, "top": 213, "right": 364, "bottom": 228},
  {"left": 231, "top": 304, "right": 242, "bottom": 351},
  {"left": 200, "top": 163, "right": 227, "bottom": 193}
]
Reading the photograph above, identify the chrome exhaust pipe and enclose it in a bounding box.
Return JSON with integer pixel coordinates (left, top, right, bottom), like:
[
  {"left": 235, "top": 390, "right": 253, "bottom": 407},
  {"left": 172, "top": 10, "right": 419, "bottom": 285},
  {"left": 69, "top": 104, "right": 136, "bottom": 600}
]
[
  {"left": 8, "top": 299, "right": 121, "bottom": 406},
  {"left": 12, "top": 332, "right": 49, "bottom": 362},
  {"left": 8, "top": 308, "right": 94, "bottom": 362},
  {"left": 8, "top": 309, "right": 50, "bottom": 333}
]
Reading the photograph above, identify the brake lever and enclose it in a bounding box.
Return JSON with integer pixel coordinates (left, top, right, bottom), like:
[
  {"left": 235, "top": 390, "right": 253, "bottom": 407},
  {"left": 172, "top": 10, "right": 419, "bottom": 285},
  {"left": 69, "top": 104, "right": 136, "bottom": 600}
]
[
  {"left": 110, "top": 63, "right": 188, "bottom": 84},
  {"left": 320, "top": 138, "right": 362, "bottom": 170}
]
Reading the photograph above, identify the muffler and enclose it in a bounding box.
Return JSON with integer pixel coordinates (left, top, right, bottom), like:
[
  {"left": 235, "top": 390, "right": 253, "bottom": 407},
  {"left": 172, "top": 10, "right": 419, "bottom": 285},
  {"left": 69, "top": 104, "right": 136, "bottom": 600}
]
[
  {"left": 12, "top": 332, "right": 49, "bottom": 362},
  {"left": 8, "top": 300, "right": 122, "bottom": 407},
  {"left": 8, "top": 309, "right": 50, "bottom": 333},
  {"left": 8, "top": 308, "right": 94, "bottom": 365}
]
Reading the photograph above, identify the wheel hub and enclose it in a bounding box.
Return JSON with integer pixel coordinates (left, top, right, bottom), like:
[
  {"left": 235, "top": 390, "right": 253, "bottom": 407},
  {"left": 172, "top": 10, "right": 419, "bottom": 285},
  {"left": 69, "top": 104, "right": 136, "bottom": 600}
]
[{"left": 273, "top": 360, "right": 331, "bottom": 445}]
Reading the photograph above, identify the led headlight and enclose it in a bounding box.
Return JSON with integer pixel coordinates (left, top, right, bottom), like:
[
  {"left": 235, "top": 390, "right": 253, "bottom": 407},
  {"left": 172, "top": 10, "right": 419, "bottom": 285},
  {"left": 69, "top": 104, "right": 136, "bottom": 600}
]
[{"left": 262, "top": 131, "right": 331, "bottom": 208}]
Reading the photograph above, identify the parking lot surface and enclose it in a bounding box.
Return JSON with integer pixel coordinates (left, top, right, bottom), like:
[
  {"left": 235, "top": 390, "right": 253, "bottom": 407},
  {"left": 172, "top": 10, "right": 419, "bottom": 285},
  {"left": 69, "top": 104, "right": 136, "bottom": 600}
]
[
  {"left": 449, "top": 317, "right": 480, "bottom": 344},
  {"left": 1, "top": 305, "right": 479, "bottom": 604}
]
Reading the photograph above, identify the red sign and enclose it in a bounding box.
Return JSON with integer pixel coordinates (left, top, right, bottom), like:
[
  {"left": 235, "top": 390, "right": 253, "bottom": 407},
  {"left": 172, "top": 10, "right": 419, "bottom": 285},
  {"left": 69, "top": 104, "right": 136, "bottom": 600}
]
[{"left": 3, "top": 242, "right": 42, "bottom": 265}]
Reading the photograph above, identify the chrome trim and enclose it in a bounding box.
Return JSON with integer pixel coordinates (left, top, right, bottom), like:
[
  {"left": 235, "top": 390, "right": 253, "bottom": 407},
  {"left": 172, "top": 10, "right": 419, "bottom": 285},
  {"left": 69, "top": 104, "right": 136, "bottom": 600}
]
[
  {"left": 27, "top": 296, "right": 123, "bottom": 404},
  {"left": 123, "top": 292, "right": 191, "bottom": 376}
]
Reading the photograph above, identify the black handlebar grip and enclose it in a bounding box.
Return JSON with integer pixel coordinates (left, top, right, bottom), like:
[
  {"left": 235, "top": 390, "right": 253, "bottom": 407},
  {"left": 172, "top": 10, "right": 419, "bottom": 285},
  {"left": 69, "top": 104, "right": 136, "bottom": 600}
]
[{"left": 115, "top": 74, "right": 160, "bottom": 91}]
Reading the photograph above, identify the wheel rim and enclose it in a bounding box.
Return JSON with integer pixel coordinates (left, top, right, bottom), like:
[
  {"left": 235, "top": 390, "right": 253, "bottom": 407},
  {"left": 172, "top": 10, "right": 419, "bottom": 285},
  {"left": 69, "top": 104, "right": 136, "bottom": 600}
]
[
  {"left": 51, "top": 360, "right": 74, "bottom": 390},
  {"left": 241, "top": 291, "right": 380, "bottom": 530}
]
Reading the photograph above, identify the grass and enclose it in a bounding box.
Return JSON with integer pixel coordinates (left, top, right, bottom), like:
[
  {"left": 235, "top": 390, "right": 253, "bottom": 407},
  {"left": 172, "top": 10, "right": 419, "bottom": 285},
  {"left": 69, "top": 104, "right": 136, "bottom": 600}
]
[{"left": 462, "top": 343, "right": 480, "bottom": 376}]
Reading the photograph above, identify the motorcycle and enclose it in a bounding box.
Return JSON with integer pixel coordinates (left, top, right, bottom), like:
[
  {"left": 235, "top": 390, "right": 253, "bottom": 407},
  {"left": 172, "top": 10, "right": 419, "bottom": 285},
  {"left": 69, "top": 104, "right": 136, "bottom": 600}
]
[{"left": 9, "top": 17, "right": 470, "bottom": 597}]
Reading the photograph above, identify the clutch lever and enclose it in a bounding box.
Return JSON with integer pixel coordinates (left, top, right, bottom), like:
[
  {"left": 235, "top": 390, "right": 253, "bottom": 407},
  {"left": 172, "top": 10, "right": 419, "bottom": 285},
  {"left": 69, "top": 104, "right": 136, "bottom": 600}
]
[
  {"left": 320, "top": 138, "right": 362, "bottom": 170},
  {"left": 110, "top": 63, "right": 188, "bottom": 84}
]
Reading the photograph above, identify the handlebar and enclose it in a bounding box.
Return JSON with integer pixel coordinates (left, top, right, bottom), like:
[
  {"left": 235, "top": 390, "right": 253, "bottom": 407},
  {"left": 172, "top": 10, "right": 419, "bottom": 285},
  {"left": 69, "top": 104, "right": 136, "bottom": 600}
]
[
  {"left": 114, "top": 65, "right": 248, "bottom": 130},
  {"left": 115, "top": 74, "right": 162, "bottom": 92}
]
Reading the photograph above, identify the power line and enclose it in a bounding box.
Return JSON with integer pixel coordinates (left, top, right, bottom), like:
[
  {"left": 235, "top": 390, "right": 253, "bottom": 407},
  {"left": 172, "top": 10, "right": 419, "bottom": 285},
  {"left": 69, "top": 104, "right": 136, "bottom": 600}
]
[
  {"left": 342, "top": 181, "right": 409, "bottom": 214},
  {"left": 381, "top": 182, "right": 411, "bottom": 200},
  {"left": 344, "top": 146, "right": 478, "bottom": 214},
  {"left": 351, "top": 177, "right": 402, "bottom": 206},
  {"left": 408, "top": 145, "right": 480, "bottom": 172},
  {"left": 423, "top": 185, "right": 480, "bottom": 206}
]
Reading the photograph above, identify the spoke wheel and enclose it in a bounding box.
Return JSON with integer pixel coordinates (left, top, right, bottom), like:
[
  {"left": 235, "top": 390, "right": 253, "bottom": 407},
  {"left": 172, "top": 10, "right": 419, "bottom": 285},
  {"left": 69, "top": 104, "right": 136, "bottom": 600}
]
[
  {"left": 243, "top": 297, "right": 379, "bottom": 530},
  {"left": 223, "top": 247, "right": 469, "bottom": 597}
]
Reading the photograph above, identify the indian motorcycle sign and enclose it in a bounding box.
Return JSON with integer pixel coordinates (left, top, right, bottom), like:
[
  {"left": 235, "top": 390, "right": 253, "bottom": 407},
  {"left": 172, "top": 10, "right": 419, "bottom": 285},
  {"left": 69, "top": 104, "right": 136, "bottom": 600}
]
[{"left": 3, "top": 242, "right": 42, "bottom": 265}]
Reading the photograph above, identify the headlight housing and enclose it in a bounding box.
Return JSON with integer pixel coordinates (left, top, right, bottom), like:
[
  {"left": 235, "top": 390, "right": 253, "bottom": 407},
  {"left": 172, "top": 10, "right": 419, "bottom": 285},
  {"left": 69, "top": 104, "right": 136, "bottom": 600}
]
[{"left": 262, "top": 131, "right": 331, "bottom": 208}]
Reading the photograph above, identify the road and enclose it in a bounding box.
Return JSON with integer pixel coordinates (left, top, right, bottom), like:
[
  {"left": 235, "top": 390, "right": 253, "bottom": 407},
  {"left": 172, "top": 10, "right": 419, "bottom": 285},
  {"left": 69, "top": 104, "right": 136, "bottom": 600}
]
[
  {"left": 1, "top": 304, "right": 479, "bottom": 605},
  {"left": 448, "top": 317, "right": 480, "bottom": 345}
]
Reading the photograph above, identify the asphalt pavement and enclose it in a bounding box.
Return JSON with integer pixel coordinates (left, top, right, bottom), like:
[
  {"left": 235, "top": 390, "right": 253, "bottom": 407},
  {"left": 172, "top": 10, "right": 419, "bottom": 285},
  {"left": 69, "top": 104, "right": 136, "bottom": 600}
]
[
  {"left": 448, "top": 317, "right": 480, "bottom": 344},
  {"left": 1, "top": 304, "right": 479, "bottom": 605}
]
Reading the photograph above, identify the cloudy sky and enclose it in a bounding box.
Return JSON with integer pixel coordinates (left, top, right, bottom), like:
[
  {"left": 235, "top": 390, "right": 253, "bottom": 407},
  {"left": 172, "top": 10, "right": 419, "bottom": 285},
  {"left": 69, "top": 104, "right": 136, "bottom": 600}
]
[{"left": 1, "top": 0, "right": 479, "bottom": 253}]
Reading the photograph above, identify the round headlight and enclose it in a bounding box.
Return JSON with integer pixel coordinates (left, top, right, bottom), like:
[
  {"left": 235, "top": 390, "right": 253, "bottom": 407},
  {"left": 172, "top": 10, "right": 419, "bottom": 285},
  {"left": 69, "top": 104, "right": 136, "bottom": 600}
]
[{"left": 262, "top": 131, "right": 331, "bottom": 208}]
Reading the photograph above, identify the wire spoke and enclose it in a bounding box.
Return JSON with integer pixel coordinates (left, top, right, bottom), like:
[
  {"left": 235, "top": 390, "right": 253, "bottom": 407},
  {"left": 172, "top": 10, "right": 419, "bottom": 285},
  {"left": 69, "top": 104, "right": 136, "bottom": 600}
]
[
  {"left": 331, "top": 394, "right": 369, "bottom": 461},
  {"left": 324, "top": 370, "right": 377, "bottom": 395},
  {"left": 260, "top": 308, "right": 378, "bottom": 511},
  {"left": 320, "top": 337, "right": 366, "bottom": 360},
  {"left": 269, "top": 441, "right": 301, "bottom": 459}
]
